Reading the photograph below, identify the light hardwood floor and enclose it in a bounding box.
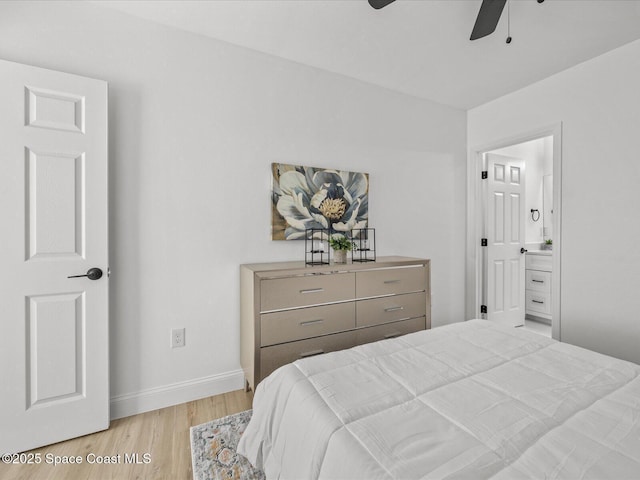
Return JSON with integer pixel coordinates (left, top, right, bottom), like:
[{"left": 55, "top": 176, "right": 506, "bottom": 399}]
[{"left": 0, "top": 389, "right": 253, "bottom": 480}]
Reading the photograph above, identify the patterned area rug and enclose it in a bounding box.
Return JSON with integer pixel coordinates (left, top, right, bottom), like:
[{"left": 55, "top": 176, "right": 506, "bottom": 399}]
[{"left": 190, "top": 410, "right": 265, "bottom": 480}]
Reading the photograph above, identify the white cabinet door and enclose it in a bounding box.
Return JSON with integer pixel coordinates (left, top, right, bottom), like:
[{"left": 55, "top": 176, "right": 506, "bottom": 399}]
[
  {"left": 486, "top": 153, "right": 526, "bottom": 327},
  {"left": 0, "top": 59, "right": 109, "bottom": 453}
]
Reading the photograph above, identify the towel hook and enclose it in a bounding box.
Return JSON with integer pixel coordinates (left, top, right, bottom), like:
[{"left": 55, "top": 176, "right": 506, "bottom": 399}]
[{"left": 531, "top": 209, "right": 540, "bottom": 222}]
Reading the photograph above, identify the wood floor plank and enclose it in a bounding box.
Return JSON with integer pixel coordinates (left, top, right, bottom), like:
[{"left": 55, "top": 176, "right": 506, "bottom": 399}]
[{"left": 0, "top": 389, "right": 253, "bottom": 480}]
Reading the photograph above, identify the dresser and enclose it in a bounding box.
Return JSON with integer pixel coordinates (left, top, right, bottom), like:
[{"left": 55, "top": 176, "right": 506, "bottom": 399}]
[
  {"left": 240, "top": 256, "right": 430, "bottom": 391},
  {"left": 525, "top": 251, "right": 552, "bottom": 322}
]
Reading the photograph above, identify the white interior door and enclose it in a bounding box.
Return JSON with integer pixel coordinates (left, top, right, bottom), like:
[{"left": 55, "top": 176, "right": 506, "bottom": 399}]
[
  {"left": 485, "top": 153, "right": 526, "bottom": 327},
  {"left": 0, "top": 59, "right": 109, "bottom": 453}
]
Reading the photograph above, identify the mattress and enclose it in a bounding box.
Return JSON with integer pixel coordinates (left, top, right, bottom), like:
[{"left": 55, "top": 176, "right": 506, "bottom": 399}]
[{"left": 237, "top": 319, "right": 640, "bottom": 479}]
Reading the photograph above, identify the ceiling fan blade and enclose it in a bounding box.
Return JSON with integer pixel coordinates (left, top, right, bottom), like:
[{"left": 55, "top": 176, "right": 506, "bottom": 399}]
[
  {"left": 470, "top": 0, "right": 507, "bottom": 40},
  {"left": 368, "top": 0, "right": 396, "bottom": 9}
]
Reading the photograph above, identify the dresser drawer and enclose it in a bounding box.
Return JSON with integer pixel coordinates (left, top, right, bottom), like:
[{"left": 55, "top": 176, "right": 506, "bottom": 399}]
[
  {"left": 356, "top": 266, "right": 426, "bottom": 298},
  {"left": 356, "top": 292, "right": 426, "bottom": 328},
  {"left": 260, "top": 330, "right": 357, "bottom": 380},
  {"left": 525, "top": 254, "right": 552, "bottom": 272},
  {"left": 242, "top": 258, "right": 430, "bottom": 392},
  {"left": 260, "top": 272, "right": 355, "bottom": 312},
  {"left": 355, "top": 317, "right": 426, "bottom": 345},
  {"left": 526, "top": 291, "right": 551, "bottom": 315},
  {"left": 261, "top": 303, "right": 355, "bottom": 347},
  {"left": 526, "top": 270, "right": 551, "bottom": 293}
]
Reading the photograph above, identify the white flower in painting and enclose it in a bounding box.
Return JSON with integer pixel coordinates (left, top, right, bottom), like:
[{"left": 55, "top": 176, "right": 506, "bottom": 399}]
[{"left": 274, "top": 167, "right": 368, "bottom": 240}]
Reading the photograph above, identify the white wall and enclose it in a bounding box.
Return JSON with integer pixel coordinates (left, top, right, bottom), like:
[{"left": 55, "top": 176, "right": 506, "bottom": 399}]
[
  {"left": 469, "top": 39, "right": 640, "bottom": 364},
  {"left": 0, "top": 1, "right": 467, "bottom": 415}
]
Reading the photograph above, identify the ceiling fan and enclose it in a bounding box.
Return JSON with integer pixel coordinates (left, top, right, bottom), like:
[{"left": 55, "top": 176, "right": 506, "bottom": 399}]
[{"left": 368, "top": 0, "right": 544, "bottom": 42}]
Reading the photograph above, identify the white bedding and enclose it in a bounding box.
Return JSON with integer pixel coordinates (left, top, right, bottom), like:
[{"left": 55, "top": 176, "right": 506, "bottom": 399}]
[{"left": 237, "top": 320, "right": 640, "bottom": 479}]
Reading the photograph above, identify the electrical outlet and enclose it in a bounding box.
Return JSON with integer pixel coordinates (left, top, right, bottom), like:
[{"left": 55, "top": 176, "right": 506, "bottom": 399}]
[{"left": 171, "top": 328, "right": 185, "bottom": 348}]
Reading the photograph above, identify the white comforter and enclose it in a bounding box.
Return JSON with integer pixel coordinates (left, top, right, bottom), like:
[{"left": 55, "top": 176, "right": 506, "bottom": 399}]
[{"left": 237, "top": 320, "right": 640, "bottom": 479}]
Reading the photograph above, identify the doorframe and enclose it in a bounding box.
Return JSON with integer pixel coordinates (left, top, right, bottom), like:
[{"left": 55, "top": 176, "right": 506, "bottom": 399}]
[{"left": 466, "top": 122, "right": 563, "bottom": 340}]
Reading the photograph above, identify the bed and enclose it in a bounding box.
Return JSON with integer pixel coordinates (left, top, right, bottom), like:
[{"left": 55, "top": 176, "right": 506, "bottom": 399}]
[{"left": 237, "top": 319, "right": 640, "bottom": 479}]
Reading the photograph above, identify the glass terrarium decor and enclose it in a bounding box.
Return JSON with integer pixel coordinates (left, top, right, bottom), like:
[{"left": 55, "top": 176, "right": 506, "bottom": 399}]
[
  {"left": 305, "top": 228, "right": 330, "bottom": 266},
  {"left": 351, "top": 228, "right": 376, "bottom": 262}
]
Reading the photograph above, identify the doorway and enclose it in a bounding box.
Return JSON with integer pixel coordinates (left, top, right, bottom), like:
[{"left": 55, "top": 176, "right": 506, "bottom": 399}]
[{"left": 466, "top": 124, "right": 562, "bottom": 340}]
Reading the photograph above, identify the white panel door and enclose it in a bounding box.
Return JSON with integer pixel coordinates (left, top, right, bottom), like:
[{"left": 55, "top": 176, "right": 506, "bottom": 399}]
[
  {"left": 486, "top": 153, "right": 525, "bottom": 327},
  {"left": 0, "top": 59, "right": 108, "bottom": 453}
]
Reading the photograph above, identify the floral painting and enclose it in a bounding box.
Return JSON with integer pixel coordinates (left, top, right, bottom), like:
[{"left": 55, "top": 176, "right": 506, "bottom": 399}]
[{"left": 271, "top": 163, "right": 369, "bottom": 240}]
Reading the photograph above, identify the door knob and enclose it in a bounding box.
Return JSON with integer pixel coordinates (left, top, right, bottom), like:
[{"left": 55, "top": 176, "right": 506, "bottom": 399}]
[
  {"left": 520, "top": 248, "right": 528, "bottom": 254},
  {"left": 68, "top": 267, "right": 103, "bottom": 280}
]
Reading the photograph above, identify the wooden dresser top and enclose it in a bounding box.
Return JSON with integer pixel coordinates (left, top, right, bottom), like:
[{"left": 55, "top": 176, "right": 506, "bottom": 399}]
[{"left": 241, "top": 256, "right": 429, "bottom": 277}]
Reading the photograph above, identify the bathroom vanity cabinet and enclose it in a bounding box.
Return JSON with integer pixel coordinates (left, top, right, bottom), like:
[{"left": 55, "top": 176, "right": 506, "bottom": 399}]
[{"left": 525, "top": 251, "right": 552, "bottom": 322}]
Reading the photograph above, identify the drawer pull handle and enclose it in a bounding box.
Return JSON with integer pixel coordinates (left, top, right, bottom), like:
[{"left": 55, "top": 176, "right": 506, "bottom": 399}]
[
  {"left": 532, "top": 279, "right": 545, "bottom": 283},
  {"left": 300, "top": 319, "right": 324, "bottom": 326},
  {"left": 299, "top": 349, "right": 325, "bottom": 358},
  {"left": 300, "top": 288, "right": 324, "bottom": 294},
  {"left": 384, "top": 332, "right": 401, "bottom": 339},
  {"left": 384, "top": 306, "right": 404, "bottom": 312},
  {"left": 383, "top": 280, "right": 400, "bottom": 284},
  {"left": 532, "top": 300, "right": 545, "bottom": 304}
]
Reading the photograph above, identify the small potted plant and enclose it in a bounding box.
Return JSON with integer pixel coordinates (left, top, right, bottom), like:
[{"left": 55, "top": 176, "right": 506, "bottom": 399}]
[
  {"left": 542, "top": 239, "right": 552, "bottom": 250},
  {"left": 329, "top": 234, "right": 355, "bottom": 264}
]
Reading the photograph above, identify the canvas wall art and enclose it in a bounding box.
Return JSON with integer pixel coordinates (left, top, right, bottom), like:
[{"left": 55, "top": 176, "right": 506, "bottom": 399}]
[{"left": 271, "top": 163, "right": 369, "bottom": 240}]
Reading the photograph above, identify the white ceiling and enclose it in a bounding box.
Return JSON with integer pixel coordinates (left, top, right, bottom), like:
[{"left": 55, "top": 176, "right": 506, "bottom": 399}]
[{"left": 95, "top": 0, "right": 640, "bottom": 110}]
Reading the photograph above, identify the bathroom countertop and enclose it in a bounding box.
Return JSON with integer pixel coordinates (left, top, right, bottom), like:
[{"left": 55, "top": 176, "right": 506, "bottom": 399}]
[{"left": 526, "top": 250, "right": 552, "bottom": 256}]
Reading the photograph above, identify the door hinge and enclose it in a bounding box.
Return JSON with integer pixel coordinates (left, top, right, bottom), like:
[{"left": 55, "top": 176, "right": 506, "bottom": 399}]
[
  {"left": 480, "top": 305, "right": 487, "bottom": 314},
  {"left": 481, "top": 238, "right": 488, "bottom": 246},
  {"left": 481, "top": 170, "right": 488, "bottom": 179}
]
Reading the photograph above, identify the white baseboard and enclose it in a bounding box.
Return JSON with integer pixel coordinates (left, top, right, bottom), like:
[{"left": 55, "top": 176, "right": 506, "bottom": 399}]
[{"left": 110, "top": 369, "right": 245, "bottom": 420}]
